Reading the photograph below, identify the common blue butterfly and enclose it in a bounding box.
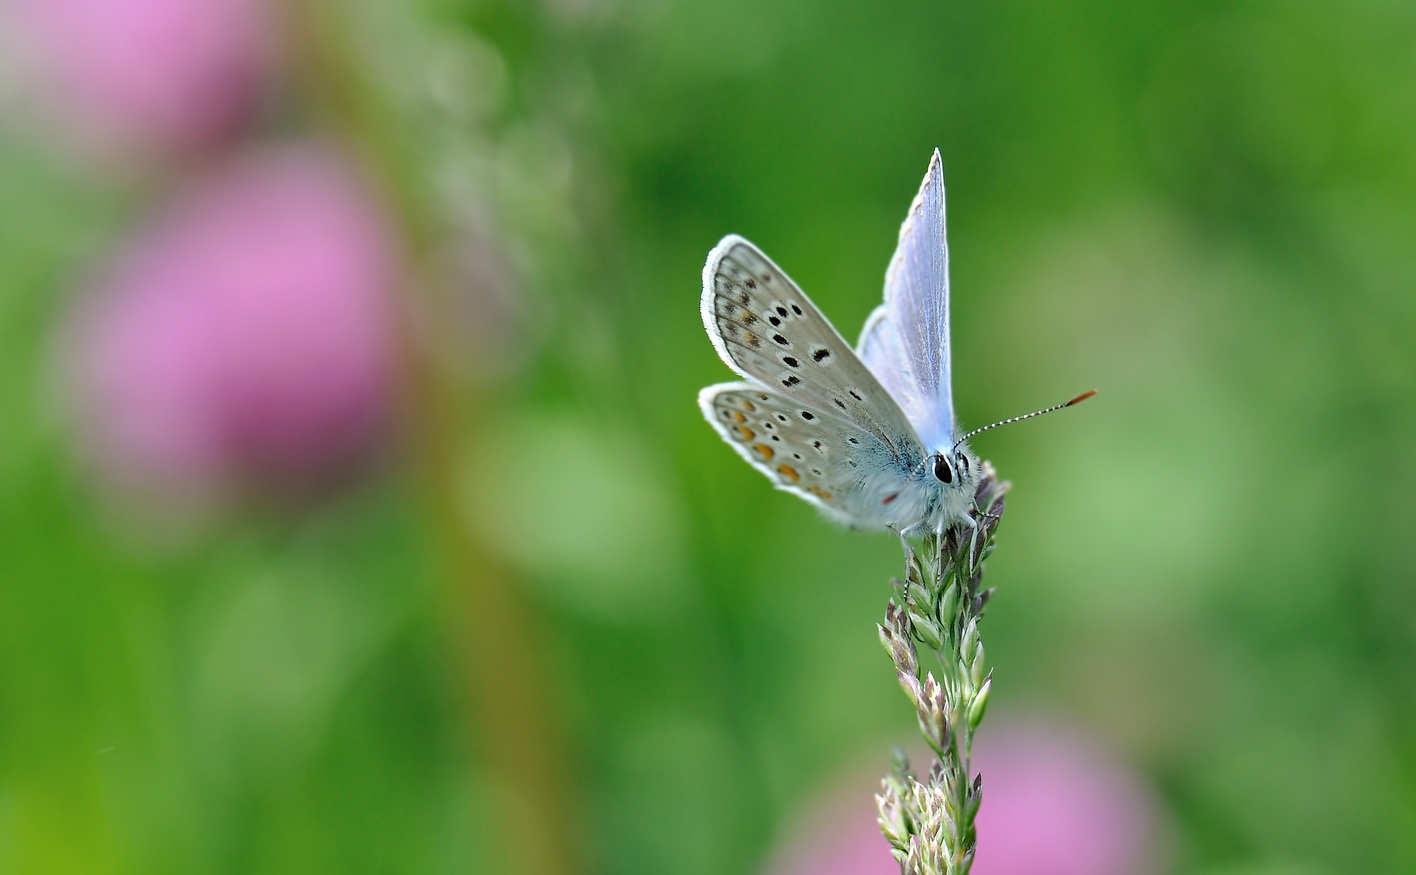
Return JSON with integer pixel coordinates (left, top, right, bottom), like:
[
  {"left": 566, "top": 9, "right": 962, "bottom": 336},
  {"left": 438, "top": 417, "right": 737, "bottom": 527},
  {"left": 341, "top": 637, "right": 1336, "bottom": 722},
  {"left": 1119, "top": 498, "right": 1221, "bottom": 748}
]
[{"left": 698, "top": 150, "right": 1091, "bottom": 536}]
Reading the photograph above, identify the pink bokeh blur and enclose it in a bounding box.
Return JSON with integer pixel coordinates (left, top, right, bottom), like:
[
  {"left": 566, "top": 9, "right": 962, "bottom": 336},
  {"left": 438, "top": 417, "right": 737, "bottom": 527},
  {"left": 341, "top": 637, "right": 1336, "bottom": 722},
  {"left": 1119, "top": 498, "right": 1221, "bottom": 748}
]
[
  {"left": 61, "top": 145, "right": 401, "bottom": 521},
  {"left": 3, "top": 0, "right": 273, "bottom": 159},
  {"left": 762, "top": 715, "right": 1166, "bottom": 875}
]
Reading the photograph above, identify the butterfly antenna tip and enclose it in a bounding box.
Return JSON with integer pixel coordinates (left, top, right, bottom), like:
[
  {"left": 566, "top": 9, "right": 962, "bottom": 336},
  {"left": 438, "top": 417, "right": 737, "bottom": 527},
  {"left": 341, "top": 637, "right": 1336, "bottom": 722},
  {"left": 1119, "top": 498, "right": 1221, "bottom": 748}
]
[{"left": 953, "top": 388, "right": 1097, "bottom": 451}]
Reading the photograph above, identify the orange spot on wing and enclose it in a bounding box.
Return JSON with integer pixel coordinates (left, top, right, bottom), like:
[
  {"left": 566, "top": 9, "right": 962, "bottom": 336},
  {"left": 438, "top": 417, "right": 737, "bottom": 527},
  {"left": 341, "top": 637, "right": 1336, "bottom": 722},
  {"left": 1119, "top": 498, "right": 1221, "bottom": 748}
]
[
  {"left": 777, "top": 465, "right": 800, "bottom": 483},
  {"left": 807, "top": 485, "right": 833, "bottom": 500},
  {"left": 882, "top": 493, "right": 898, "bottom": 505},
  {"left": 742, "top": 399, "right": 756, "bottom": 412},
  {"left": 753, "top": 444, "right": 774, "bottom": 460},
  {"left": 731, "top": 410, "right": 747, "bottom": 423},
  {"left": 734, "top": 425, "right": 755, "bottom": 440}
]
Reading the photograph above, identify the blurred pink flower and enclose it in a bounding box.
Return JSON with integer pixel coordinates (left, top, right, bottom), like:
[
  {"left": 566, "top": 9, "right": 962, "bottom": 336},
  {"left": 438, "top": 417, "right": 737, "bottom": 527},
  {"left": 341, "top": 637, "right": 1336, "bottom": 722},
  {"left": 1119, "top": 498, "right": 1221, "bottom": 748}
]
[
  {"left": 62, "top": 145, "right": 401, "bottom": 519},
  {"left": 762, "top": 716, "right": 1165, "bottom": 875},
  {"left": 4, "top": 0, "right": 272, "bottom": 158},
  {"left": 971, "top": 720, "right": 1163, "bottom": 875}
]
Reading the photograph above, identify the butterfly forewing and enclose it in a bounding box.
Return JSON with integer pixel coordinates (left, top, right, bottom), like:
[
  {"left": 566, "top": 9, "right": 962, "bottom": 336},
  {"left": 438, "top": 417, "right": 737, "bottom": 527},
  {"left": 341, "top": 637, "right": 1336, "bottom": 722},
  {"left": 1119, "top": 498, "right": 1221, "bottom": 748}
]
[
  {"left": 701, "top": 235, "right": 922, "bottom": 459},
  {"left": 882, "top": 149, "right": 956, "bottom": 450}
]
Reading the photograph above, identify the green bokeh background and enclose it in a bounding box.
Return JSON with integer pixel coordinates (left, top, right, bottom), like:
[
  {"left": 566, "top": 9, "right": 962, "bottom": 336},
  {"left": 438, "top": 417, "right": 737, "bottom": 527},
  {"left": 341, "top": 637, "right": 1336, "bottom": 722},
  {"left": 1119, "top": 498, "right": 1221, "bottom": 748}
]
[{"left": 3, "top": 1, "right": 1415, "bottom": 873}]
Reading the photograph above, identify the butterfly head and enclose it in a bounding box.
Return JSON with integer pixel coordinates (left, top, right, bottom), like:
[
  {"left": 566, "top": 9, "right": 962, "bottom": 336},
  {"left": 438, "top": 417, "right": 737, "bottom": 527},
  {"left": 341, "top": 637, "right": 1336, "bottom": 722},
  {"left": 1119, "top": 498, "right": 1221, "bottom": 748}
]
[{"left": 930, "top": 447, "right": 979, "bottom": 492}]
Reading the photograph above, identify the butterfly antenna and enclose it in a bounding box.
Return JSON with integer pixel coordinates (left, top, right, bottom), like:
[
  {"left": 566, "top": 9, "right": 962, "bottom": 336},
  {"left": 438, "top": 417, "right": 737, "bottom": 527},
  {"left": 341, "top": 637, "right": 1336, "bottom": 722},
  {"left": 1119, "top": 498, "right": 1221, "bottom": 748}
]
[{"left": 952, "top": 389, "right": 1096, "bottom": 452}]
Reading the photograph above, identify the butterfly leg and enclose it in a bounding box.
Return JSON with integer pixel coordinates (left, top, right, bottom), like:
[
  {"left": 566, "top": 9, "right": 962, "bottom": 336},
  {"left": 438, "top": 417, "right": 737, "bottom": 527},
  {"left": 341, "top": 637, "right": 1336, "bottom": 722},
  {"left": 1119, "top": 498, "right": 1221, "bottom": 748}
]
[
  {"left": 889, "top": 525, "right": 913, "bottom": 565},
  {"left": 896, "top": 518, "right": 930, "bottom": 542},
  {"left": 955, "top": 511, "right": 983, "bottom": 569},
  {"left": 968, "top": 503, "right": 1001, "bottom": 562}
]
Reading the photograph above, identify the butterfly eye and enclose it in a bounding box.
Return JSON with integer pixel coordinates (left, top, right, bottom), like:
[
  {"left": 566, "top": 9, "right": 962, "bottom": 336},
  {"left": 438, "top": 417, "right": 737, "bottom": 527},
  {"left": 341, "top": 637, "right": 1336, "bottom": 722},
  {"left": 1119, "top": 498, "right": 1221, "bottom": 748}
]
[{"left": 932, "top": 454, "right": 953, "bottom": 484}]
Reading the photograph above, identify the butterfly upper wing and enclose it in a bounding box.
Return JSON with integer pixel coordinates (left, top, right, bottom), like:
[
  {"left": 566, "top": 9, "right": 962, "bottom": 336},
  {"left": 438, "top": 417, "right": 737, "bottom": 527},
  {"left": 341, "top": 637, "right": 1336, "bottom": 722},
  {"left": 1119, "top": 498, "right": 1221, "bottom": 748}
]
[
  {"left": 700, "top": 235, "right": 928, "bottom": 524},
  {"left": 878, "top": 149, "right": 957, "bottom": 451},
  {"left": 858, "top": 304, "right": 923, "bottom": 426}
]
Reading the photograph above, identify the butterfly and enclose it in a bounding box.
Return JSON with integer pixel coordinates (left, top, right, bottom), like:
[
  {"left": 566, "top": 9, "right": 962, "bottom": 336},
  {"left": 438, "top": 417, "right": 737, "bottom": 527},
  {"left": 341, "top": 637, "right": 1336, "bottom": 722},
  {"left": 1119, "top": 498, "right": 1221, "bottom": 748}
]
[{"left": 698, "top": 150, "right": 1091, "bottom": 537}]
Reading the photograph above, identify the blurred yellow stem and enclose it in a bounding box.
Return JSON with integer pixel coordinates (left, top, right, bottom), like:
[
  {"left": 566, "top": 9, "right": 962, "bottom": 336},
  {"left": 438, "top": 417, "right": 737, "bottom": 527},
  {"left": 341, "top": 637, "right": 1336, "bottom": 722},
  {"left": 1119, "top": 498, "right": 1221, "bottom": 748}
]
[{"left": 285, "top": 3, "right": 581, "bottom": 873}]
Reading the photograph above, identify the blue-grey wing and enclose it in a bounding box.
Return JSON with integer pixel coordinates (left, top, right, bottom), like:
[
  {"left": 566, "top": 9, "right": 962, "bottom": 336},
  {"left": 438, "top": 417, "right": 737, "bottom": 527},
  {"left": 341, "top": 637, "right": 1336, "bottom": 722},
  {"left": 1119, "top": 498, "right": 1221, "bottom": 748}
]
[
  {"left": 879, "top": 149, "right": 956, "bottom": 450},
  {"left": 857, "top": 304, "right": 927, "bottom": 435}
]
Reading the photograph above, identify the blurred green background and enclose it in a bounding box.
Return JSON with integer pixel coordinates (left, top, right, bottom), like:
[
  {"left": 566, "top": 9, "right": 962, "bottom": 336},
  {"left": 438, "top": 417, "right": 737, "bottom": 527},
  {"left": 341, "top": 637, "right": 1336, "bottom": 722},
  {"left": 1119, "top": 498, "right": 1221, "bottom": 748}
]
[{"left": 3, "top": 0, "right": 1415, "bottom": 873}]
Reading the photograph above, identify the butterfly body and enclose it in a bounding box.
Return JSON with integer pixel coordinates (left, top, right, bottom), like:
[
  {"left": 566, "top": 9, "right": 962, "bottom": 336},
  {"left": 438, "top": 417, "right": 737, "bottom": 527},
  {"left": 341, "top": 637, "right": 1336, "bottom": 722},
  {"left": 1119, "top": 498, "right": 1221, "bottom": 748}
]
[{"left": 699, "top": 150, "right": 982, "bottom": 536}]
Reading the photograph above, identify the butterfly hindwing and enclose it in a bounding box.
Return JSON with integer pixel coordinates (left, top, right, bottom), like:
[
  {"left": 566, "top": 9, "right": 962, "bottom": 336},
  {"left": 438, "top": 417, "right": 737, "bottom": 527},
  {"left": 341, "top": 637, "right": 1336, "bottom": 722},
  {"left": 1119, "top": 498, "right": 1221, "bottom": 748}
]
[
  {"left": 699, "top": 382, "right": 854, "bottom": 520},
  {"left": 858, "top": 304, "right": 918, "bottom": 421}
]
